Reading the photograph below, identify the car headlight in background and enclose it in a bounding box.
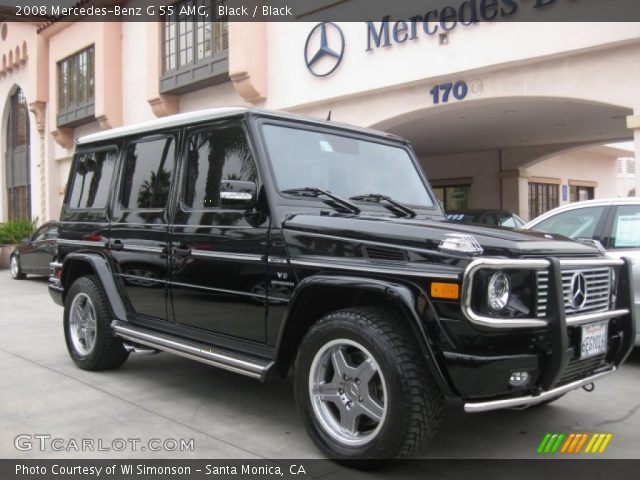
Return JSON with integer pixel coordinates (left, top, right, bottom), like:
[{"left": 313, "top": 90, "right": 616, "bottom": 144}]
[{"left": 488, "top": 271, "right": 510, "bottom": 311}]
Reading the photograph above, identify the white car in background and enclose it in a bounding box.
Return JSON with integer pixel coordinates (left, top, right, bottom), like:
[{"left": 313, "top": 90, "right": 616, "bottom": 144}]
[{"left": 524, "top": 198, "right": 640, "bottom": 346}]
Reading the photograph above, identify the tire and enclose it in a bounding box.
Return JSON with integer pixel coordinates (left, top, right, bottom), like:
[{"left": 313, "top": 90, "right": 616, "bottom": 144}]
[
  {"left": 64, "top": 275, "right": 129, "bottom": 370},
  {"left": 10, "top": 255, "right": 26, "bottom": 280},
  {"left": 294, "top": 306, "right": 444, "bottom": 461}
]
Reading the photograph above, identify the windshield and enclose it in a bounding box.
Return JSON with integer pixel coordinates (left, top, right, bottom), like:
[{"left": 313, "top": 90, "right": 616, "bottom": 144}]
[{"left": 261, "top": 124, "right": 434, "bottom": 208}]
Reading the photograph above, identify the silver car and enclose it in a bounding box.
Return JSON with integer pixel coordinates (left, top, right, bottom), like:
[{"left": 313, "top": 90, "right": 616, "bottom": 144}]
[{"left": 525, "top": 198, "right": 640, "bottom": 346}]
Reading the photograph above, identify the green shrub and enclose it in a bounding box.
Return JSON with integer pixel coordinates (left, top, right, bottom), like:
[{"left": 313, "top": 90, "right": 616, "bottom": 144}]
[{"left": 0, "top": 217, "right": 38, "bottom": 245}]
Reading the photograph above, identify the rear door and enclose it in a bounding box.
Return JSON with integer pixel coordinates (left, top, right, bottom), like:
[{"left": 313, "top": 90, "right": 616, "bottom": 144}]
[
  {"left": 109, "top": 132, "right": 177, "bottom": 323},
  {"left": 57, "top": 146, "right": 117, "bottom": 270}
]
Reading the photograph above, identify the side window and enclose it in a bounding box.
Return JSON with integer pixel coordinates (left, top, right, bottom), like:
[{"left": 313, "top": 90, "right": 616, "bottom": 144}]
[
  {"left": 121, "top": 136, "right": 175, "bottom": 210},
  {"left": 610, "top": 205, "right": 640, "bottom": 248},
  {"left": 67, "top": 149, "right": 118, "bottom": 209},
  {"left": 533, "top": 206, "right": 605, "bottom": 240},
  {"left": 32, "top": 225, "right": 48, "bottom": 241},
  {"left": 44, "top": 226, "right": 58, "bottom": 240},
  {"left": 499, "top": 214, "right": 517, "bottom": 228},
  {"left": 183, "top": 125, "right": 257, "bottom": 209}
]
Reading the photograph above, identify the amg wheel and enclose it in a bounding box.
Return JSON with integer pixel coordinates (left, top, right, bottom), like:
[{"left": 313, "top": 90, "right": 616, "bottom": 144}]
[
  {"left": 10, "top": 255, "right": 26, "bottom": 280},
  {"left": 64, "top": 275, "right": 129, "bottom": 370},
  {"left": 294, "top": 307, "right": 444, "bottom": 460}
]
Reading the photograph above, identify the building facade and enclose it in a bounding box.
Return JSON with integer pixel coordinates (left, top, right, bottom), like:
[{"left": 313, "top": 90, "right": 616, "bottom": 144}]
[{"left": 1, "top": 5, "right": 639, "bottom": 224}]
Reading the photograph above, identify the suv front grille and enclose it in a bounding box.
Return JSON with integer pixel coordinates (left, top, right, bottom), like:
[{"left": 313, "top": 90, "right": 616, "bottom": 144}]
[{"left": 536, "top": 267, "right": 611, "bottom": 318}]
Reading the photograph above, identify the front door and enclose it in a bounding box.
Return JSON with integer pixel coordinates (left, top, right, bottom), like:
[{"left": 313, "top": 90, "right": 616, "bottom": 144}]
[
  {"left": 169, "top": 121, "right": 269, "bottom": 342},
  {"left": 110, "top": 133, "right": 177, "bottom": 322}
]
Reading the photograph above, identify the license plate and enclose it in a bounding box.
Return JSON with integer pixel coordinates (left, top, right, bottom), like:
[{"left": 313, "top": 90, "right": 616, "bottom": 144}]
[{"left": 580, "top": 322, "right": 608, "bottom": 359}]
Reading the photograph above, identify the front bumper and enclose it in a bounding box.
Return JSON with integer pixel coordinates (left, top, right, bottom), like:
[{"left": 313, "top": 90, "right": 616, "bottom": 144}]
[
  {"left": 464, "top": 367, "right": 615, "bottom": 412},
  {"left": 448, "top": 256, "right": 636, "bottom": 410}
]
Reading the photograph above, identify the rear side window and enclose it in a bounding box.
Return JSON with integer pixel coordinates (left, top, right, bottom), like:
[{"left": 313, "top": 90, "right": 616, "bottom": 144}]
[
  {"left": 611, "top": 205, "right": 640, "bottom": 248},
  {"left": 67, "top": 149, "right": 118, "bottom": 209},
  {"left": 121, "top": 136, "right": 175, "bottom": 209},
  {"left": 183, "top": 125, "right": 257, "bottom": 209}
]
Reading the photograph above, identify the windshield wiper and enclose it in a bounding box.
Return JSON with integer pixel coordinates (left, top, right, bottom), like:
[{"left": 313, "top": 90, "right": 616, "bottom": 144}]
[
  {"left": 349, "top": 193, "right": 417, "bottom": 218},
  {"left": 282, "top": 187, "right": 361, "bottom": 214}
]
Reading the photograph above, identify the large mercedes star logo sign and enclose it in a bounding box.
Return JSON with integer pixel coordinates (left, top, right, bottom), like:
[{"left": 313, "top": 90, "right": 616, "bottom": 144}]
[
  {"left": 304, "top": 22, "right": 345, "bottom": 77},
  {"left": 570, "top": 272, "right": 588, "bottom": 309}
]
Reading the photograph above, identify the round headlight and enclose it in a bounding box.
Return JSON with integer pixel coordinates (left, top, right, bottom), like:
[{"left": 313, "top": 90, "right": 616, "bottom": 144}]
[{"left": 488, "top": 271, "right": 510, "bottom": 311}]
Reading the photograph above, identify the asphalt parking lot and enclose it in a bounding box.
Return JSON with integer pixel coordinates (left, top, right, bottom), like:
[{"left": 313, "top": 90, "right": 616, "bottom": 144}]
[{"left": 1, "top": 270, "right": 639, "bottom": 461}]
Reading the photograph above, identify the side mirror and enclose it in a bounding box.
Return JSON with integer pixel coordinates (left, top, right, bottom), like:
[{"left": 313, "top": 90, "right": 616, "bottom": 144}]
[
  {"left": 220, "top": 180, "right": 257, "bottom": 209},
  {"left": 21, "top": 237, "right": 30, "bottom": 244}
]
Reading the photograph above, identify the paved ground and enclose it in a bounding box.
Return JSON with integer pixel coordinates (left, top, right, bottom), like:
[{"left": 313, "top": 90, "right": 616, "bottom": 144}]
[{"left": 1, "top": 270, "right": 639, "bottom": 461}]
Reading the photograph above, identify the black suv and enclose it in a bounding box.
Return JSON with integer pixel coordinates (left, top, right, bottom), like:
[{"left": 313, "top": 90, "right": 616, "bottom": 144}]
[{"left": 49, "top": 108, "right": 635, "bottom": 460}]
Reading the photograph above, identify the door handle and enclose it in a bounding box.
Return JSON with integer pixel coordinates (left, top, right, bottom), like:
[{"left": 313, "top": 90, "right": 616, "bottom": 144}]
[
  {"left": 108, "top": 240, "right": 124, "bottom": 251},
  {"left": 173, "top": 246, "right": 192, "bottom": 257}
]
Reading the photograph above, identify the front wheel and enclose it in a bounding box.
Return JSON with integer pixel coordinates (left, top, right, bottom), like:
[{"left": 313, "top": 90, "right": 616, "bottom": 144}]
[
  {"left": 10, "top": 255, "right": 26, "bottom": 280},
  {"left": 294, "top": 307, "right": 444, "bottom": 460}
]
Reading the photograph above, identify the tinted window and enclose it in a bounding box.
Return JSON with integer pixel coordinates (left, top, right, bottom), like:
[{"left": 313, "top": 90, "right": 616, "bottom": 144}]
[
  {"left": 68, "top": 149, "right": 117, "bottom": 209},
  {"left": 121, "top": 137, "right": 175, "bottom": 209},
  {"left": 532, "top": 206, "right": 605, "bottom": 240},
  {"left": 611, "top": 205, "right": 640, "bottom": 248},
  {"left": 183, "top": 125, "right": 256, "bottom": 209}
]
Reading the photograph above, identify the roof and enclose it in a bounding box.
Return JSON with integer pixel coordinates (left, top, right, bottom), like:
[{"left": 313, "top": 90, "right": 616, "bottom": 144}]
[
  {"left": 77, "top": 107, "right": 404, "bottom": 146},
  {"left": 77, "top": 107, "right": 248, "bottom": 145}
]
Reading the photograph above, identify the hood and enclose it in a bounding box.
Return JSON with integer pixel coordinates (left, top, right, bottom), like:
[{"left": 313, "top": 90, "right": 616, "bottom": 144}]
[{"left": 282, "top": 213, "right": 601, "bottom": 258}]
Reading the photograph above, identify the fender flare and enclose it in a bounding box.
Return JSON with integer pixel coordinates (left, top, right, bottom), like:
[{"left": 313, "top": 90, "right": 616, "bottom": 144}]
[
  {"left": 62, "top": 252, "right": 128, "bottom": 322},
  {"left": 275, "top": 274, "right": 452, "bottom": 395}
]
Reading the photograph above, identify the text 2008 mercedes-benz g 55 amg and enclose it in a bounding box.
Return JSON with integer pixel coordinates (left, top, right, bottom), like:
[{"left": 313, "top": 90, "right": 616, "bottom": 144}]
[{"left": 49, "top": 108, "right": 635, "bottom": 460}]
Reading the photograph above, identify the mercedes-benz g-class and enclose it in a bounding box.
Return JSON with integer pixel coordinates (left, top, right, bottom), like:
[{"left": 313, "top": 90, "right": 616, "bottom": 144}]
[{"left": 49, "top": 108, "right": 635, "bottom": 460}]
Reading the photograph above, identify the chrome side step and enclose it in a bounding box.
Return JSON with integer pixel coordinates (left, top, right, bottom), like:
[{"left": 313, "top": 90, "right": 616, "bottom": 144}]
[{"left": 112, "top": 321, "right": 273, "bottom": 380}]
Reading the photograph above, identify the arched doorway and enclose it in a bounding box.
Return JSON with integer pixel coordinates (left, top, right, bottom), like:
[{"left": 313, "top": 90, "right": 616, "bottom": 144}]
[{"left": 5, "top": 87, "right": 30, "bottom": 220}]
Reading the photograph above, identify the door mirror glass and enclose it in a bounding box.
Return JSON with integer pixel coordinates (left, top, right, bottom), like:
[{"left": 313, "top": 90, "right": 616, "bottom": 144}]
[
  {"left": 21, "top": 236, "right": 30, "bottom": 244},
  {"left": 220, "top": 180, "right": 256, "bottom": 208}
]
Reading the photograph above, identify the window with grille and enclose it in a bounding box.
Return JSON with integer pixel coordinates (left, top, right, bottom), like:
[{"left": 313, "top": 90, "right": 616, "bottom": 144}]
[
  {"left": 432, "top": 185, "right": 470, "bottom": 211},
  {"left": 160, "top": 0, "right": 229, "bottom": 94},
  {"left": 569, "top": 185, "right": 595, "bottom": 203},
  {"left": 528, "top": 182, "right": 559, "bottom": 219},
  {"left": 57, "top": 46, "right": 95, "bottom": 127}
]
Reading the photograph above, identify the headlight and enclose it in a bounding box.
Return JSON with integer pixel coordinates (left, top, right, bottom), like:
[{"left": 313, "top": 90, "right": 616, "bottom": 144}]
[{"left": 488, "top": 271, "right": 510, "bottom": 311}]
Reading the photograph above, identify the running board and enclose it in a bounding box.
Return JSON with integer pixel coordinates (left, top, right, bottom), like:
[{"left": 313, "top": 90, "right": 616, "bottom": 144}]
[{"left": 111, "top": 321, "right": 273, "bottom": 380}]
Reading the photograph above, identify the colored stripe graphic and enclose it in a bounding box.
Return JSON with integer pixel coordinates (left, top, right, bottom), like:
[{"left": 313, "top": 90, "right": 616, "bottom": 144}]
[
  {"left": 537, "top": 433, "right": 565, "bottom": 454},
  {"left": 539, "top": 433, "right": 612, "bottom": 454}
]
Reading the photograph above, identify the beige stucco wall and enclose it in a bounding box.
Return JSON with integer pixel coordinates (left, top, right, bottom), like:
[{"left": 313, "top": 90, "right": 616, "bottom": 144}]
[{"left": 1, "top": 19, "right": 639, "bottom": 223}]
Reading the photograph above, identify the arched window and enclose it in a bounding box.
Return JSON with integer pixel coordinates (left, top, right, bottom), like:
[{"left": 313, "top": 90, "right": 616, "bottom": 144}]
[{"left": 6, "top": 87, "right": 31, "bottom": 220}]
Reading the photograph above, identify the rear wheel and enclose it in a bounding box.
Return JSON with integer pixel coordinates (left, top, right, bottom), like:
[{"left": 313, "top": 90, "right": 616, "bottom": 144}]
[
  {"left": 294, "top": 307, "right": 443, "bottom": 461},
  {"left": 10, "top": 255, "right": 26, "bottom": 280},
  {"left": 64, "top": 275, "right": 129, "bottom": 370}
]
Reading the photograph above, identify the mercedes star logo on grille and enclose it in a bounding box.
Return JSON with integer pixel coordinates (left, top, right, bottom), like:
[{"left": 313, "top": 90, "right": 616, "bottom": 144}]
[{"left": 570, "top": 272, "right": 588, "bottom": 309}]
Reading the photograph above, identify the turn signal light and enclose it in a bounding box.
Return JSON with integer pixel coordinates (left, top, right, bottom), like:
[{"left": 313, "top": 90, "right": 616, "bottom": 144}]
[{"left": 430, "top": 282, "right": 460, "bottom": 300}]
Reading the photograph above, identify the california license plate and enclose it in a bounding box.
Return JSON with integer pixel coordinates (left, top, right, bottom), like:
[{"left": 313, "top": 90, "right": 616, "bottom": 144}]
[{"left": 580, "top": 322, "right": 608, "bottom": 359}]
